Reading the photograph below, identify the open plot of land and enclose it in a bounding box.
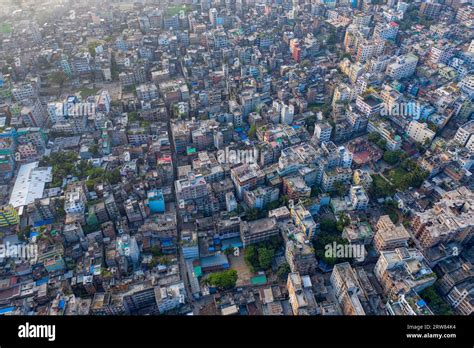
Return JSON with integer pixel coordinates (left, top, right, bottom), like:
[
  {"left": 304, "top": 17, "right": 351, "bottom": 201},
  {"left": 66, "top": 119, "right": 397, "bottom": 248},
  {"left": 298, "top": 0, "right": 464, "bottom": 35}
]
[
  {"left": 228, "top": 253, "right": 253, "bottom": 286},
  {"left": 78, "top": 87, "right": 100, "bottom": 98},
  {"left": 165, "top": 4, "right": 190, "bottom": 16},
  {"left": 386, "top": 167, "right": 408, "bottom": 188}
]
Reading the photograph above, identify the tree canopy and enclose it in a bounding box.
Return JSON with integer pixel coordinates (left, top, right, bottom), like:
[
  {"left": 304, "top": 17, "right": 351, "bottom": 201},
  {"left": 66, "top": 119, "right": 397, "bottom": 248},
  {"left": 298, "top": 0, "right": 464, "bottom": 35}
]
[{"left": 207, "top": 269, "right": 238, "bottom": 290}]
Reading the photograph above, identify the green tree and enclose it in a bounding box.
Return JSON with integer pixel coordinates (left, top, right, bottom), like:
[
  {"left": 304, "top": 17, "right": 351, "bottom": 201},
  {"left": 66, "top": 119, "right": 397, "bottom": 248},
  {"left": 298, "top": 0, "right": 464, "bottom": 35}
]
[
  {"left": 207, "top": 269, "right": 238, "bottom": 290},
  {"left": 376, "top": 138, "right": 387, "bottom": 150},
  {"left": 310, "top": 185, "right": 320, "bottom": 197},
  {"left": 244, "top": 245, "right": 259, "bottom": 272},
  {"left": 128, "top": 111, "right": 138, "bottom": 122},
  {"left": 369, "top": 174, "right": 396, "bottom": 199},
  {"left": 150, "top": 246, "right": 162, "bottom": 257},
  {"left": 368, "top": 132, "right": 381, "bottom": 143},
  {"left": 258, "top": 247, "right": 275, "bottom": 270},
  {"left": 313, "top": 230, "right": 350, "bottom": 265},
  {"left": 49, "top": 71, "right": 68, "bottom": 86},
  {"left": 247, "top": 125, "right": 257, "bottom": 140},
  {"left": 336, "top": 213, "right": 350, "bottom": 232},
  {"left": 383, "top": 150, "right": 405, "bottom": 165},
  {"left": 105, "top": 168, "right": 121, "bottom": 185},
  {"left": 320, "top": 218, "right": 338, "bottom": 233},
  {"left": 419, "top": 286, "right": 455, "bottom": 315},
  {"left": 279, "top": 195, "right": 289, "bottom": 206},
  {"left": 276, "top": 262, "right": 291, "bottom": 280},
  {"left": 88, "top": 41, "right": 100, "bottom": 57},
  {"left": 333, "top": 181, "right": 346, "bottom": 197},
  {"left": 224, "top": 247, "right": 234, "bottom": 256},
  {"left": 89, "top": 144, "right": 99, "bottom": 156}
]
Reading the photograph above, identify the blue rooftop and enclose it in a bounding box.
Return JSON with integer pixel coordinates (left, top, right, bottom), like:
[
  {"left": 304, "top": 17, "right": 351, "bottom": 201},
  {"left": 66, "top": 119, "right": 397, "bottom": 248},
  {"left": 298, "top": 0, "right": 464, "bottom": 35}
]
[
  {"left": 417, "top": 299, "right": 427, "bottom": 307},
  {"left": 200, "top": 254, "right": 229, "bottom": 268},
  {"left": 221, "top": 237, "right": 243, "bottom": 251},
  {"left": 0, "top": 306, "right": 15, "bottom": 314},
  {"left": 0, "top": 307, "right": 15, "bottom": 315},
  {"left": 35, "top": 277, "right": 49, "bottom": 286}
]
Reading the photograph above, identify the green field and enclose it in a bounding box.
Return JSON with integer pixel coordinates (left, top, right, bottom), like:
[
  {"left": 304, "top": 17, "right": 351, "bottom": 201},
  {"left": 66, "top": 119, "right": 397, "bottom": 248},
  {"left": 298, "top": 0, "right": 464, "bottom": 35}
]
[
  {"left": 165, "top": 4, "right": 190, "bottom": 17},
  {"left": 386, "top": 167, "right": 408, "bottom": 189},
  {"left": 0, "top": 23, "right": 12, "bottom": 34},
  {"left": 78, "top": 87, "right": 99, "bottom": 98}
]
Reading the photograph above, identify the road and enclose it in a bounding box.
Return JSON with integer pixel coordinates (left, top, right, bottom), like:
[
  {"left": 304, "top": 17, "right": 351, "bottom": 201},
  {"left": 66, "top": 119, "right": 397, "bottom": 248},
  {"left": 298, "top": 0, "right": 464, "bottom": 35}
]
[{"left": 166, "top": 117, "right": 196, "bottom": 310}]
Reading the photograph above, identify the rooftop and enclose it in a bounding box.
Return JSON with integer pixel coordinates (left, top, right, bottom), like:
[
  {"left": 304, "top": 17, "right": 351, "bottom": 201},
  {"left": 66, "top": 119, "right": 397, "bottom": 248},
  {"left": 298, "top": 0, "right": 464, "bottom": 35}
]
[{"left": 9, "top": 162, "right": 52, "bottom": 209}]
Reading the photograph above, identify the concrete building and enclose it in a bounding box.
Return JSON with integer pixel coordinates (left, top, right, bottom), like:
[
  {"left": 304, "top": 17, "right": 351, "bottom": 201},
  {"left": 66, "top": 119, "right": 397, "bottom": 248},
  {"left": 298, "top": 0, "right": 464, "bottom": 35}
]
[
  {"left": 454, "top": 120, "right": 474, "bottom": 147},
  {"left": 64, "top": 184, "right": 87, "bottom": 215},
  {"left": 287, "top": 272, "right": 317, "bottom": 315},
  {"left": 231, "top": 163, "right": 265, "bottom": 199},
  {"left": 411, "top": 186, "right": 473, "bottom": 249},
  {"left": 290, "top": 203, "right": 317, "bottom": 240},
  {"left": 313, "top": 122, "right": 332, "bottom": 143},
  {"left": 407, "top": 121, "right": 436, "bottom": 144},
  {"left": 386, "top": 53, "right": 418, "bottom": 80},
  {"left": 374, "top": 215, "right": 411, "bottom": 253},
  {"left": 284, "top": 224, "right": 317, "bottom": 275},
  {"left": 374, "top": 248, "right": 436, "bottom": 299},
  {"left": 349, "top": 185, "right": 369, "bottom": 210},
  {"left": 330, "top": 262, "right": 367, "bottom": 315},
  {"left": 146, "top": 189, "right": 165, "bottom": 213},
  {"left": 240, "top": 217, "right": 279, "bottom": 247},
  {"left": 243, "top": 186, "right": 279, "bottom": 209}
]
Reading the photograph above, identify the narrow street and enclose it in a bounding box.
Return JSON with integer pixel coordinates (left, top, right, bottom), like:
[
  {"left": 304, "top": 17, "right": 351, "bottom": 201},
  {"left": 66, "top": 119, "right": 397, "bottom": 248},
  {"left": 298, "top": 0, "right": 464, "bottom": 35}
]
[{"left": 167, "top": 118, "right": 195, "bottom": 310}]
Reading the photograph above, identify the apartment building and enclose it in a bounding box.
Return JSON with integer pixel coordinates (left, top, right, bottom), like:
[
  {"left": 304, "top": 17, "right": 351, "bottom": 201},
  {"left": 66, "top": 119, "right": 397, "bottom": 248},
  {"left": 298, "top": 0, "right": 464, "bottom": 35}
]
[
  {"left": 330, "top": 262, "right": 368, "bottom": 315},
  {"left": 349, "top": 185, "right": 369, "bottom": 210},
  {"left": 411, "top": 187, "right": 473, "bottom": 249},
  {"left": 386, "top": 54, "right": 418, "bottom": 80},
  {"left": 406, "top": 121, "right": 436, "bottom": 144},
  {"left": 374, "top": 215, "right": 411, "bottom": 253},
  {"left": 287, "top": 272, "right": 317, "bottom": 315},
  {"left": 240, "top": 217, "right": 279, "bottom": 247},
  {"left": 374, "top": 248, "right": 436, "bottom": 299}
]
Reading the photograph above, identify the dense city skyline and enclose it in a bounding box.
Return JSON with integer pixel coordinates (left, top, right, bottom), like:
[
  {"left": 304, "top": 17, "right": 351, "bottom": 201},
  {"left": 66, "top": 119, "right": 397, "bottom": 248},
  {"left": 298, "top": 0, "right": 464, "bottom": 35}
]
[{"left": 0, "top": 0, "right": 472, "bottom": 320}]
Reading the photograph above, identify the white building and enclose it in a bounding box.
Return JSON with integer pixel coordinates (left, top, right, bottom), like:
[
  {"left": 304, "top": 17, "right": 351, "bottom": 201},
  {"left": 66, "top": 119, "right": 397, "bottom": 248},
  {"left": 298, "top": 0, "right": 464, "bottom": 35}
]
[
  {"left": 136, "top": 84, "right": 158, "bottom": 101},
  {"left": 225, "top": 191, "right": 237, "bottom": 212},
  {"left": 12, "top": 83, "right": 37, "bottom": 102},
  {"left": 386, "top": 53, "right": 418, "bottom": 80},
  {"left": 9, "top": 162, "right": 52, "bottom": 214},
  {"left": 350, "top": 185, "right": 369, "bottom": 210},
  {"left": 273, "top": 100, "right": 295, "bottom": 125},
  {"left": 64, "top": 186, "right": 87, "bottom": 214},
  {"left": 374, "top": 21, "right": 399, "bottom": 41},
  {"left": 313, "top": 122, "right": 332, "bottom": 143},
  {"left": 459, "top": 75, "right": 474, "bottom": 98},
  {"left": 406, "top": 121, "right": 436, "bottom": 144},
  {"left": 454, "top": 120, "right": 474, "bottom": 147},
  {"left": 20, "top": 98, "right": 48, "bottom": 128}
]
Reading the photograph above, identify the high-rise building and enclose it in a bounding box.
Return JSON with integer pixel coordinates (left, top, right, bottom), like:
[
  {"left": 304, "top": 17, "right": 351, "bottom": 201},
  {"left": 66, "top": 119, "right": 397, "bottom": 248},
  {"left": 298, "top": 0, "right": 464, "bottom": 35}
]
[
  {"left": 287, "top": 272, "right": 318, "bottom": 315},
  {"left": 406, "top": 121, "right": 436, "bottom": 144},
  {"left": 386, "top": 54, "right": 419, "bottom": 80},
  {"left": 374, "top": 215, "right": 411, "bottom": 253}
]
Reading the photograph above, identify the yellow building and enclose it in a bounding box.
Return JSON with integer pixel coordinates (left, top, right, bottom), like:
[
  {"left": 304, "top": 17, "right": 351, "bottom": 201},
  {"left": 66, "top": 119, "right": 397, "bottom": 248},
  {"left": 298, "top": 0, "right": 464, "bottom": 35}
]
[{"left": 0, "top": 204, "right": 19, "bottom": 227}]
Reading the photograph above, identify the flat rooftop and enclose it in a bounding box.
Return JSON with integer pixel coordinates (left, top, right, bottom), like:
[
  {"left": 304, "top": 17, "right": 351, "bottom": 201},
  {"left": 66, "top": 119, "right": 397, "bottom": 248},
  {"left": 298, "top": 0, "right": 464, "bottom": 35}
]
[
  {"left": 9, "top": 162, "right": 52, "bottom": 209},
  {"left": 245, "top": 217, "right": 278, "bottom": 234}
]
